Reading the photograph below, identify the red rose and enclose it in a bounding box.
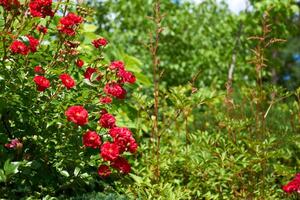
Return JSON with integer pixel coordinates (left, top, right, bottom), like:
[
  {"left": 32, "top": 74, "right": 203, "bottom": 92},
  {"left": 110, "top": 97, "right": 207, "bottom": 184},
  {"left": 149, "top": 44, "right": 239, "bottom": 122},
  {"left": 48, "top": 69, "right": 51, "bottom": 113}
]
[
  {"left": 109, "top": 127, "right": 135, "bottom": 153},
  {"left": 65, "top": 106, "right": 88, "bottom": 126},
  {"left": 97, "top": 165, "right": 111, "bottom": 178},
  {"left": 58, "top": 13, "right": 83, "bottom": 36},
  {"left": 100, "top": 108, "right": 108, "bottom": 115},
  {"left": 37, "top": 25, "right": 48, "bottom": 34},
  {"left": 34, "top": 66, "right": 45, "bottom": 74},
  {"left": 104, "top": 83, "right": 126, "bottom": 99},
  {"left": 82, "top": 130, "right": 101, "bottom": 149},
  {"left": 27, "top": 35, "right": 39, "bottom": 53},
  {"left": 111, "top": 157, "right": 131, "bottom": 174},
  {"left": 100, "top": 96, "right": 112, "bottom": 104},
  {"left": 117, "top": 69, "right": 136, "bottom": 84},
  {"left": 10, "top": 36, "right": 39, "bottom": 55},
  {"left": 282, "top": 173, "right": 300, "bottom": 194},
  {"left": 75, "top": 59, "right": 84, "bottom": 68},
  {"left": 4, "top": 138, "right": 22, "bottom": 149},
  {"left": 128, "top": 138, "right": 138, "bottom": 153},
  {"left": 92, "top": 38, "right": 108, "bottom": 48},
  {"left": 10, "top": 40, "right": 29, "bottom": 55},
  {"left": 109, "top": 61, "right": 125, "bottom": 71},
  {"left": 29, "top": 0, "right": 54, "bottom": 18},
  {"left": 33, "top": 75, "right": 50, "bottom": 91},
  {"left": 84, "top": 67, "right": 101, "bottom": 81},
  {"left": 60, "top": 73, "right": 75, "bottom": 89},
  {"left": 109, "top": 127, "right": 132, "bottom": 139},
  {"left": 99, "top": 113, "right": 116, "bottom": 128},
  {"left": 100, "top": 142, "right": 119, "bottom": 161},
  {"left": 0, "top": 0, "right": 20, "bottom": 10}
]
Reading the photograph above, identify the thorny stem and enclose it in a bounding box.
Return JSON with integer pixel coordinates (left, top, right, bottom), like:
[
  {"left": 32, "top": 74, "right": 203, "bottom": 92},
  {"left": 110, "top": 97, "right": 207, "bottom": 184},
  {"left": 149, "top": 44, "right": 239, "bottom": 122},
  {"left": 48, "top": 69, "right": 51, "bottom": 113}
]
[
  {"left": 149, "top": 0, "right": 163, "bottom": 181},
  {"left": 184, "top": 109, "right": 190, "bottom": 156},
  {"left": 249, "top": 11, "right": 273, "bottom": 137},
  {"left": 248, "top": 9, "right": 286, "bottom": 196}
]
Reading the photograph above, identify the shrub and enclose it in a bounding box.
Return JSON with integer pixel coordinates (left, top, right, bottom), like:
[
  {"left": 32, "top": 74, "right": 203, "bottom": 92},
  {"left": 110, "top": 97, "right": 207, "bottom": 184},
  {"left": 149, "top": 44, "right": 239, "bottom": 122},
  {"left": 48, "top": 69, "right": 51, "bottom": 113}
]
[{"left": 0, "top": 1, "right": 139, "bottom": 198}]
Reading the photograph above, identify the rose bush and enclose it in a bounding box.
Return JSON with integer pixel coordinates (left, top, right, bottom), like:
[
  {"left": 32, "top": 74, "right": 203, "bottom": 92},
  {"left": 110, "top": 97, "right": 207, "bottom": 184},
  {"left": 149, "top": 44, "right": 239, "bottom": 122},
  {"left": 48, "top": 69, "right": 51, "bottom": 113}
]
[{"left": 0, "top": 1, "right": 141, "bottom": 198}]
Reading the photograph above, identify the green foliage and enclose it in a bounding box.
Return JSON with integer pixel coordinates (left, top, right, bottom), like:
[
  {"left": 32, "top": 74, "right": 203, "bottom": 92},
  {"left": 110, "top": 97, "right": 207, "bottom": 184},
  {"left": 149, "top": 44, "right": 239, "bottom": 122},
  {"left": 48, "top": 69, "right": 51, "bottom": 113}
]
[
  {"left": 90, "top": 0, "right": 238, "bottom": 87},
  {"left": 90, "top": 0, "right": 300, "bottom": 89},
  {"left": 1, "top": 0, "right": 300, "bottom": 199},
  {"left": 0, "top": 1, "right": 142, "bottom": 199}
]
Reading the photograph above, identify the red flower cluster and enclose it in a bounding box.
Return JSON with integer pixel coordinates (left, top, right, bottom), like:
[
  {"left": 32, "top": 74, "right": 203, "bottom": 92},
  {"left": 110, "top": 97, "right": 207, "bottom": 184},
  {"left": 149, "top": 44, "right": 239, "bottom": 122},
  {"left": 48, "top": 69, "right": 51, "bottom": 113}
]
[
  {"left": 10, "top": 35, "right": 39, "bottom": 55},
  {"left": 98, "top": 115, "right": 137, "bottom": 175},
  {"left": 0, "top": 0, "right": 20, "bottom": 10},
  {"left": 109, "top": 61, "right": 124, "bottom": 71},
  {"left": 34, "top": 66, "right": 45, "bottom": 74},
  {"left": 76, "top": 59, "right": 84, "bottom": 68},
  {"left": 104, "top": 82, "right": 126, "bottom": 99},
  {"left": 109, "top": 61, "right": 136, "bottom": 84},
  {"left": 4, "top": 138, "right": 22, "bottom": 149},
  {"left": 65, "top": 106, "right": 88, "bottom": 126},
  {"left": 27, "top": 35, "right": 39, "bottom": 52},
  {"left": 37, "top": 25, "right": 48, "bottom": 34},
  {"left": 10, "top": 41, "right": 28, "bottom": 55},
  {"left": 29, "top": 0, "right": 53, "bottom": 18},
  {"left": 33, "top": 75, "right": 50, "bottom": 91},
  {"left": 100, "top": 142, "right": 120, "bottom": 161},
  {"left": 98, "top": 165, "right": 111, "bottom": 178},
  {"left": 84, "top": 67, "right": 101, "bottom": 81},
  {"left": 117, "top": 69, "right": 136, "bottom": 84},
  {"left": 62, "top": 36, "right": 138, "bottom": 179},
  {"left": 58, "top": 13, "right": 83, "bottom": 36},
  {"left": 109, "top": 127, "right": 138, "bottom": 153},
  {"left": 99, "top": 113, "right": 116, "bottom": 128},
  {"left": 111, "top": 157, "right": 131, "bottom": 174},
  {"left": 78, "top": 110, "right": 137, "bottom": 177},
  {"left": 83, "top": 131, "right": 101, "bottom": 149},
  {"left": 100, "top": 96, "right": 112, "bottom": 104},
  {"left": 4, "top": 0, "right": 138, "bottom": 180},
  {"left": 101, "top": 60, "right": 136, "bottom": 100},
  {"left": 100, "top": 108, "right": 108, "bottom": 115},
  {"left": 282, "top": 173, "right": 300, "bottom": 194},
  {"left": 60, "top": 73, "right": 75, "bottom": 89},
  {"left": 92, "top": 38, "right": 108, "bottom": 48}
]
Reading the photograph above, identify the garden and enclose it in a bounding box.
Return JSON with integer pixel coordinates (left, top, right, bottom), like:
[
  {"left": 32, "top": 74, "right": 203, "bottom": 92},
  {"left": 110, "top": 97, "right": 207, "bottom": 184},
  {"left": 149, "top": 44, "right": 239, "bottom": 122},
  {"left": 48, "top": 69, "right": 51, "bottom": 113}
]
[{"left": 1, "top": 0, "right": 300, "bottom": 199}]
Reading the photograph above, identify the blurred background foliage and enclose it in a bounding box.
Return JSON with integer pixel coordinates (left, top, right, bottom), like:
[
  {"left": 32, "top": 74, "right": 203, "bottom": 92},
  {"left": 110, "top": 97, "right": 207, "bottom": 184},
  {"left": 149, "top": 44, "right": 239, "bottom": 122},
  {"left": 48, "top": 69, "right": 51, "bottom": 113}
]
[{"left": 88, "top": 0, "right": 300, "bottom": 89}]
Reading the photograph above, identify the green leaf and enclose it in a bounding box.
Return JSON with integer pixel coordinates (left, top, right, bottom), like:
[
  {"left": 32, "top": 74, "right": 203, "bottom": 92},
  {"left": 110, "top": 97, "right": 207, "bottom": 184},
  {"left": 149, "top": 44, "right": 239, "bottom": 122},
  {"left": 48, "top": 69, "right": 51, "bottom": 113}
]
[
  {"left": 19, "top": 36, "right": 30, "bottom": 46},
  {"left": 135, "top": 72, "right": 152, "bottom": 87},
  {"left": 121, "top": 54, "right": 143, "bottom": 73},
  {"left": 84, "top": 24, "right": 98, "bottom": 32},
  {"left": 129, "top": 173, "right": 143, "bottom": 185},
  {"left": 90, "top": 72, "right": 100, "bottom": 82},
  {"left": 291, "top": 5, "right": 299, "bottom": 14},
  {"left": 0, "top": 170, "right": 6, "bottom": 183},
  {"left": 60, "top": 170, "right": 70, "bottom": 177},
  {"left": 74, "top": 167, "right": 80, "bottom": 177},
  {"left": 83, "top": 79, "right": 99, "bottom": 87},
  {"left": 4, "top": 160, "right": 21, "bottom": 176}
]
